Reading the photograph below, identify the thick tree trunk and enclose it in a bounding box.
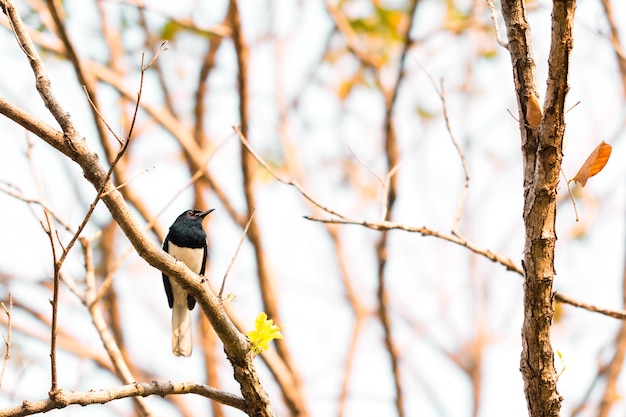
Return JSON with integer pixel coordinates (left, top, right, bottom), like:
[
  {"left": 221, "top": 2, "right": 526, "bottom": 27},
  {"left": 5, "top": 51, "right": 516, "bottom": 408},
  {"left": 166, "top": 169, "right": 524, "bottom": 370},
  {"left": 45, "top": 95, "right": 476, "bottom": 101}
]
[{"left": 500, "top": 0, "right": 576, "bottom": 416}]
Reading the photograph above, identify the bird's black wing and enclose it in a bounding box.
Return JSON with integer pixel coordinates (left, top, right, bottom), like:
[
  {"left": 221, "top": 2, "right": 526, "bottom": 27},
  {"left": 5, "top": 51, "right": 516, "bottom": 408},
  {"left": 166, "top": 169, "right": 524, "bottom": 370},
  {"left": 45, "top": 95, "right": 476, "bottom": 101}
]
[
  {"left": 162, "top": 238, "right": 174, "bottom": 308},
  {"left": 200, "top": 243, "right": 208, "bottom": 276}
]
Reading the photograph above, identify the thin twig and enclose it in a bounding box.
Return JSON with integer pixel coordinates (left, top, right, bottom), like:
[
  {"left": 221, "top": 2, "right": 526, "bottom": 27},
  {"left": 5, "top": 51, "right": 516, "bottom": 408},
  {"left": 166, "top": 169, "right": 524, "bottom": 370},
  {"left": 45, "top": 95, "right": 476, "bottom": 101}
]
[
  {"left": 23, "top": 136, "right": 69, "bottom": 395},
  {"left": 233, "top": 125, "right": 347, "bottom": 219},
  {"left": 58, "top": 52, "right": 149, "bottom": 270},
  {"left": 0, "top": 293, "right": 12, "bottom": 391},
  {"left": 306, "top": 216, "right": 524, "bottom": 274},
  {"left": 485, "top": 0, "right": 508, "bottom": 49},
  {"left": 82, "top": 85, "right": 123, "bottom": 145},
  {"left": 565, "top": 100, "right": 581, "bottom": 114},
  {"left": 438, "top": 81, "right": 470, "bottom": 233},
  {"left": 415, "top": 64, "right": 471, "bottom": 233},
  {"left": 506, "top": 107, "right": 539, "bottom": 131},
  {"left": 555, "top": 292, "right": 626, "bottom": 320},
  {"left": 0, "top": 182, "right": 74, "bottom": 234},
  {"left": 348, "top": 147, "right": 384, "bottom": 186},
  {"left": 143, "top": 41, "right": 168, "bottom": 71},
  {"left": 41, "top": 210, "right": 60, "bottom": 394},
  {"left": 100, "top": 166, "right": 155, "bottom": 197},
  {"left": 560, "top": 169, "right": 579, "bottom": 221},
  {"left": 219, "top": 210, "right": 256, "bottom": 300}
]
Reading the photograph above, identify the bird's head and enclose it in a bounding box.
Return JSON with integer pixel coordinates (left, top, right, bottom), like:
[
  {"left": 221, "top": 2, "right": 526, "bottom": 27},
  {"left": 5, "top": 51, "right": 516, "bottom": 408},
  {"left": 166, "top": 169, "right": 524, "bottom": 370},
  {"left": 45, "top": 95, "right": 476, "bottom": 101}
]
[{"left": 177, "top": 208, "right": 215, "bottom": 223}]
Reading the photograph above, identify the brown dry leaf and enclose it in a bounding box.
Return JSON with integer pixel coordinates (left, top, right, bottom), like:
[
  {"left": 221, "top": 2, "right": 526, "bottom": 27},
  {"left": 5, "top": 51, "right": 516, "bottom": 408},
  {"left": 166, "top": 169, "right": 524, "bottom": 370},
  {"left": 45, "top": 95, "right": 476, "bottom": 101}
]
[
  {"left": 572, "top": 141, "right": 612, "bottom": 187},
  {"left": 526, "top": 94, "right": 542, "bottom": 128}
]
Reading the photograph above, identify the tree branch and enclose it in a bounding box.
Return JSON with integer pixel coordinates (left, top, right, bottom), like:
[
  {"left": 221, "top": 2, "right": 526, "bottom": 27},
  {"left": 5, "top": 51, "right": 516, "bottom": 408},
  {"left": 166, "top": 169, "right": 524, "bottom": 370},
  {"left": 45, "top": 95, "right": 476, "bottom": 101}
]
[
  {"left": 0, "top": 381, "right": 246, "bottom": 417},
  {"left": 500, "top": 0, "right": 576, "bottom": 415}
]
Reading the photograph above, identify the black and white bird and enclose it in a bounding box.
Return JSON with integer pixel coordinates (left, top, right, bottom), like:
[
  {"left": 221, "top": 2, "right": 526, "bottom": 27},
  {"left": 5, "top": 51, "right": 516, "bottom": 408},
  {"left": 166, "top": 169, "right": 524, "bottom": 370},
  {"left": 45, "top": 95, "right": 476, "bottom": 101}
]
[{"left": 162, "top": 208, "right": 214, "bottom": 357}]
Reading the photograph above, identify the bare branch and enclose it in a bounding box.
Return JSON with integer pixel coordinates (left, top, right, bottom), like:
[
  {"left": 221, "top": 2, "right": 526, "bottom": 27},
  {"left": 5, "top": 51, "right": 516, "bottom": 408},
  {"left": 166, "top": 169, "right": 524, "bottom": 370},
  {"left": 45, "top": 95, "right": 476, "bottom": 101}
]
[
  {"left": 39, "top": 208, "right": 60, "bottom": 394},
  {"left": 219, "top": 210, "right": 256, "bottom": 300},
  {"left": 416, "top": 64, "right": 471, "bottom": 233},
  {"left": 485, "top": 0, "right": 509, "bottom": 49},
  {"left": 0, "top": 294, "right": 12, "bottom": 391},
  {"left": 142, "top": 41, "right": 168, "bottom": 71},
  {"left": 0, "top": 380, "right": 246, "bottom": 417},
  {"left": 306, "top": 216, "right": 523, "bottom": 273},
  {"left": 57, "top": 50, "right": 148, "bottom": 270},
  {"left": 438, "top": 81, "right": 470, "bottom": 233},
  {"left": 2, "top": 0, "right": 77, "bottom": 137},
  {"left": 82, "top": 85, "right": 124, "bottom": 145},
  {"left": 555, "top": 292, "right": 626, "bottom": 320}
]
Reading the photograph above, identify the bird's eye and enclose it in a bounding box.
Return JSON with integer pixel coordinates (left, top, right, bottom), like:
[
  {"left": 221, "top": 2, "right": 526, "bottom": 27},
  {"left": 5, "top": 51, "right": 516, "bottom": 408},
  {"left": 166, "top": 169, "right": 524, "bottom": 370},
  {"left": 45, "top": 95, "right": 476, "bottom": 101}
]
[{"left": 186, "top": 210, "right": 193, "bottom": 215}]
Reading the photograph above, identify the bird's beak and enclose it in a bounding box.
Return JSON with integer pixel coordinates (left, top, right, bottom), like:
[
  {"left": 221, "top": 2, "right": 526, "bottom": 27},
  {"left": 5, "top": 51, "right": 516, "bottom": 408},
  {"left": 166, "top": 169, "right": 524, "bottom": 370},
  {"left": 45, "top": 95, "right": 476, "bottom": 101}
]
[{"left": 199, "top": 208, "right": 215, "bottom": 218}]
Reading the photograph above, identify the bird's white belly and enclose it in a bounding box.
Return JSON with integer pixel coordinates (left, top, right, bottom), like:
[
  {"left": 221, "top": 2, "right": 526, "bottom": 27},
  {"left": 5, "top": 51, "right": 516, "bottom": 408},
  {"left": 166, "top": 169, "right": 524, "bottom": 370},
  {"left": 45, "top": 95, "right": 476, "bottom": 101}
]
[{"left": 167, "top": 243, "right": 204, "bottom": 274}]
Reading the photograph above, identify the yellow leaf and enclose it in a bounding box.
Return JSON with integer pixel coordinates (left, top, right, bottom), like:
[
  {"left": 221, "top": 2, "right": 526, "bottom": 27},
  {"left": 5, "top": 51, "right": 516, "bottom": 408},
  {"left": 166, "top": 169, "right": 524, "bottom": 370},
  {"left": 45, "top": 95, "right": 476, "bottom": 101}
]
[
  {"left": 572, "top": 141, "right": 612, "bottom": 187},
  {"left": 247, "top": 312, "right": 283, "bottom": 355}
]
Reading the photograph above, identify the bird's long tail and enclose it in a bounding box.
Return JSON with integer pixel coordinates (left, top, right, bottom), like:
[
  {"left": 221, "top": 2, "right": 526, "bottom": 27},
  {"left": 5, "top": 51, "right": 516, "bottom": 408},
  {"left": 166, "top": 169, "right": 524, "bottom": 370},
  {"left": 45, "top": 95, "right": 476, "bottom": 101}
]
[{"left": 171, "top": 288, "right": 193, "bottom": 357}]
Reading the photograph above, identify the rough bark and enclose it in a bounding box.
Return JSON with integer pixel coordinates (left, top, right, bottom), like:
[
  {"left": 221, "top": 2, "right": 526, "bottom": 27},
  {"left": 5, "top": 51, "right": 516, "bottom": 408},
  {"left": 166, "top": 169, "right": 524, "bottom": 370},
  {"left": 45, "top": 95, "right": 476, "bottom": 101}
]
[{"left": 500, "top": 0, "right": 576, "bottom": 416}]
